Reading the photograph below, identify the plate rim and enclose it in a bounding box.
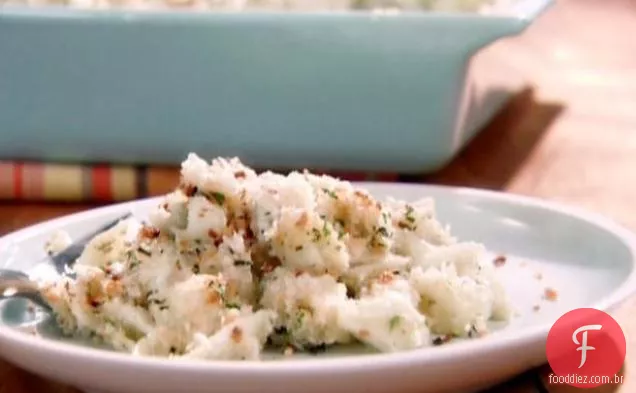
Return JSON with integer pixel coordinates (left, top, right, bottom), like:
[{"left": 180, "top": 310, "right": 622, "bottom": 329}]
[{"left": 0, "top": 183, "right": 635, "bottom": 374}]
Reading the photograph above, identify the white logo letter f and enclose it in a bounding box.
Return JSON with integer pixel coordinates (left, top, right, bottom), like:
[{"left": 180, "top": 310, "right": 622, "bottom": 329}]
[{"left": 573, "top": 324, "right": 603, "bottom": 368}]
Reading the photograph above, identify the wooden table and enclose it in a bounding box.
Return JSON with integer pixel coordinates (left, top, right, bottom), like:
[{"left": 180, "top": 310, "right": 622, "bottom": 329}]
[{"left": 2, "top": 0, "right": 636, "bottom": 391}]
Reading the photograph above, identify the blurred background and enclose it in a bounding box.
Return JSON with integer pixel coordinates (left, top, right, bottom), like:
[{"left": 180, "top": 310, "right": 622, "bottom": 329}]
[{"left": 1, "top": 0, "right": 635, "bottom": 229}]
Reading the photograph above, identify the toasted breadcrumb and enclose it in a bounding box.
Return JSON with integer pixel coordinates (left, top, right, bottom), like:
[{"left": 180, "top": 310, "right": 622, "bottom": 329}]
[
  {"left": 493, "top": 255, "right": 506, "bottom": 267},
  {"left": 543, "top": 288, "right": 558, "bottom": 302},
  {"left": 231, "top": 326, "right": 243, "bottom": 343}
]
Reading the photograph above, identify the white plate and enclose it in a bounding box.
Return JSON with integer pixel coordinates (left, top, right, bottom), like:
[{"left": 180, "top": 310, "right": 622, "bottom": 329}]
[{"left": 0, "top": 184, "right": 635, "bottom": 393}]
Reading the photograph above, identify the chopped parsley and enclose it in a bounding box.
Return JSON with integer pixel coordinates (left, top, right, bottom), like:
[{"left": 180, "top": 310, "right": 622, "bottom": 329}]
[
  {"left": 147, "top": 291, "right": 169, "bottom": 311},
  {"left": 192, "top": 264, "right": 200, "bottom": 274},
  {"left": 96, "top": 241, "right": 114, "bottom": 253},
  {"left": 127, "top": 251, "right": 141, "bottom": 269},
  {"left": 226, "top": 302, "right": 241, "bottom": 309},
  {"left": 295, "top": 311, "right": 306, "bottom": 328},
  {"left": 137, "top": 246, "right": 151, "bottom": 257},
  {"left": 369, "top": 226, "right": 390, "bottom": 247},
  {"left": 293, "top": 307, "right": 311, "bottom": 330},
  {"left": 376, "top": 226, "right": 390, "bottom": 237},
  {"left": 389, "top": 315, "right": 402, "bottom": 331},
  {"left": 322, "top": 222, "right": 331, "bottom": 237},
  {"left": 233, "top": 260, "right": 252, "bottom": 267},
  {"left": 322, "top": 188, "right": 338, "bottom": 200},
  {"left": 397, "top": 205, "right": 418, "bottom": 231},
  {"left": 208, "top": 281, "right": 226, "bottom": 300},
  {"left": 382, "top": 211, "right": 390, "bottom": 224},
  {"left": 334, "top": 219, "right": 346, "bottom": 239},
  {"left": 405, "top": 205, "right": 416, "bottom": 223},
  {"left": 210, "top": 191, "right": 226, "bottom": 205},
  {"left": 311, "top": 228, "right": 322, "bottom": 242}
]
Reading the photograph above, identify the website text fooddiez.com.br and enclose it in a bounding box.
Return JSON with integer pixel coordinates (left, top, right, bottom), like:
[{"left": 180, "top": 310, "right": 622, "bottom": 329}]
[{"left": 548, "top": 373, "right": 624, "bottom": 385}]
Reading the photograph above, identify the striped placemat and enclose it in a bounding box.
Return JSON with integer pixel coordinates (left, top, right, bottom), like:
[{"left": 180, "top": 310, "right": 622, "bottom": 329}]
[{"left": 0, "top": 161, "right": 406, "bottom": 202}]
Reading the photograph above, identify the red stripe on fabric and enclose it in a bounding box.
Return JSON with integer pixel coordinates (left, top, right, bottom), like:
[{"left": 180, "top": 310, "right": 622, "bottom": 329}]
[
  {"left": 22, "top": 163, "right": 45, "bottom": 200},
  {"left": 92, "top": 165, "right": 112, "bottom": 201},
  {"left": 13, "top": 162, "right": 23, "bottom": 199}
]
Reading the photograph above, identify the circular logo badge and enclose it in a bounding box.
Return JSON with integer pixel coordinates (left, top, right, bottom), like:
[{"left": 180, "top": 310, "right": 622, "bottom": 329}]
[{"left": 546, "top": 308, "right": 626, "bottom": 388}]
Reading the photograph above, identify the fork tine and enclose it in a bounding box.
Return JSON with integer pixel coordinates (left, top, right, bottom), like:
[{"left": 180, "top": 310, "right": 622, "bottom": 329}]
[
  {"left": 69, "top": 212, "right": 133, "bottom": 248},
  {"left": 50, "top": 212, "right": 134, "bottom": 274}
]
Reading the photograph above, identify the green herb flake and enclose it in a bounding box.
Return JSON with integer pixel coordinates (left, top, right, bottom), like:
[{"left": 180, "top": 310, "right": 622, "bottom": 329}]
[
  {"left": 334, "top": 219, "right": 346, "bottom": 239},
  {"left": 96, "top": 242, "right": 114, "bottom": 253},
  {"left": 127, "top": 251, "right": 141, "bottom": 269},
  {"left": 208, "top": 281, "right": 226, "bottom": 300},
  {"left": 389, "top": 315, "right": 402, "bottom": 331},
  {"left": 192, "top": 264, "right": 201, "bottom": 274},
  {"left": 210, "top": 192, "right": 226, "bottom": 205},
  {"left": 322, "top": 222, "right": 331, "bottom": 238},
  {"left": 226, "top": 302, "right": 241, "bottom": 309},
  {"left": 322, "top": 188, "right": 338, "bottom": 200},
  {"left": 137, "top": 246, "right": 151, "bottom": 257},
  {"left": 405, "top": 205, "right": 416, "bottom": 223},
  {"left": 376, "top": 226, "right": 389, "bottom": 237},
  {"left": 311, "top": 228, "right": 322, "bottom": 242},
  {"left": 233, "top": 260, "right": 252, "bottom": 267},
  {"left": 294, "top": 310, "right": 307, "bottom": 329},
  {"left": 148, "top": 294, "right": 169, "bottom": 311},
  {"left": 382, "top": 212, "right": 390, "bottom": 224},
  {"left": 149, "top": 299, "right": 164, "bottom": 306}
]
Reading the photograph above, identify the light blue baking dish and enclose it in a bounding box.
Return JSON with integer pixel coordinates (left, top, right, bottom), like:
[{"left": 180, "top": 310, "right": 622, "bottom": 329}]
[{"left": 0, "top": 0, "right": 552, "bottom": 173}]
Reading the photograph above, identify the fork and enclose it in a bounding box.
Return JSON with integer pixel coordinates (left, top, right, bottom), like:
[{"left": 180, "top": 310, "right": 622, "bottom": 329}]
[{"left": 0, "top": 212, "right": 133, "bottom": 310}]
